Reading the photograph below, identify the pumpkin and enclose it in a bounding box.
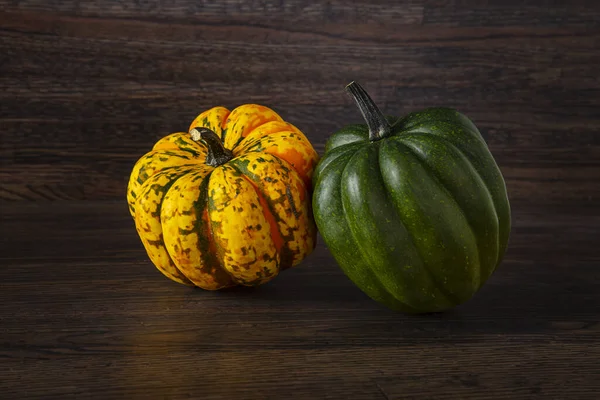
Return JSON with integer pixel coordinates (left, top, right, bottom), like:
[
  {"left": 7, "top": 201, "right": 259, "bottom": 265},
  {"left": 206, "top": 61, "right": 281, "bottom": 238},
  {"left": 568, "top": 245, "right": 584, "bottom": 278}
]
[
  {"left": 127, "top": 104, "right": 319, "bottom": 289},
  {"left": 312, "top": 82, "right": 511, "bottom": 313}
]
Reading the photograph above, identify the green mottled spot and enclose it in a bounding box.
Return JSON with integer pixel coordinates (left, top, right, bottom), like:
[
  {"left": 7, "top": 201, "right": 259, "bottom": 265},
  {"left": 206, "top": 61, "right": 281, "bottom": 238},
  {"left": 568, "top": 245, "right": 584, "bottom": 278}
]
[{"left": 179, "top": 227, "right": 195, "bottom": 235}]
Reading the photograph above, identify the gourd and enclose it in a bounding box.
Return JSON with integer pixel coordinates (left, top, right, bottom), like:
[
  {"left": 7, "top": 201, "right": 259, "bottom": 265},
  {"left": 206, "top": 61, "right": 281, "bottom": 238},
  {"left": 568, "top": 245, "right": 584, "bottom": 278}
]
[
  {"left": 128, "top": 104, "right": 318, "bottom": 289},
  {"left": 312, "top": 82, "right": 511, "bottom": 313}
]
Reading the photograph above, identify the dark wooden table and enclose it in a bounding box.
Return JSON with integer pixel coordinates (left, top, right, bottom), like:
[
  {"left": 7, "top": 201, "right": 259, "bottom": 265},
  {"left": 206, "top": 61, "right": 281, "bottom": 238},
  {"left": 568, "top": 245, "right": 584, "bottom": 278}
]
[
  {"left": 1, "top": 202, "right": 599, "bottom": 399},
  {"left": 2, "top": 1, "right": 600, "bottom": 399}
]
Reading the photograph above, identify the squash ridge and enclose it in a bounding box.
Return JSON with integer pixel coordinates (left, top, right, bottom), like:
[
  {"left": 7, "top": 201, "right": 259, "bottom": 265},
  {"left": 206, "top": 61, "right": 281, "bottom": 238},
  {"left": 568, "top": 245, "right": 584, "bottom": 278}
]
[{"left": 378, "top": 140, "right": 462, "bottom": 307}]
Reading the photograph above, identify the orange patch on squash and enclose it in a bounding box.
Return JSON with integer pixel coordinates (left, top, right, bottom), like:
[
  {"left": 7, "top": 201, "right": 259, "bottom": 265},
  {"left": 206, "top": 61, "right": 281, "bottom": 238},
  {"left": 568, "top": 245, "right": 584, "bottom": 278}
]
[{"left": 239, "top": 176, "right": 285, "bottom": 254}]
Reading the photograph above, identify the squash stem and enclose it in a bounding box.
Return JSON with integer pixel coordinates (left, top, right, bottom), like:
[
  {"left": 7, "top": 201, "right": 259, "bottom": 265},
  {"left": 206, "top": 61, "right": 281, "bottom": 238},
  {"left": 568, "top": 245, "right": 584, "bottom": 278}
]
[
  {"left": 190, "top": 127, "right": 234, "bottom": 167},
  {"left": 345, "top": 81, "right": 391, "bottom": 141}
]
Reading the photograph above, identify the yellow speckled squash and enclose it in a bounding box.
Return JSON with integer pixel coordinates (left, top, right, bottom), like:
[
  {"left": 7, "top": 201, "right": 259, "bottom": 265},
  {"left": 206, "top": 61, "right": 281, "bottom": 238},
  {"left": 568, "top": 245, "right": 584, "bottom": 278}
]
[{"left": 127, "top": 104, "right": 319, "bottom": 289}]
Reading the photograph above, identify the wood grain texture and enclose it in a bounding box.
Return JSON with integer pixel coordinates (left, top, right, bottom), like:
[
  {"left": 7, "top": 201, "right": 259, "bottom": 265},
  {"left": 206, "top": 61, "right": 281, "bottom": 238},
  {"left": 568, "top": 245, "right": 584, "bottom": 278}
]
[
  {"left": 1, "top": 201, "right": 599, "bottom": 399},
  {"left": 1, "top": 0, "right": 600, "bottom": 205},
  {"left": 1, "top": 3, "right": 600, "bottom": 397}
]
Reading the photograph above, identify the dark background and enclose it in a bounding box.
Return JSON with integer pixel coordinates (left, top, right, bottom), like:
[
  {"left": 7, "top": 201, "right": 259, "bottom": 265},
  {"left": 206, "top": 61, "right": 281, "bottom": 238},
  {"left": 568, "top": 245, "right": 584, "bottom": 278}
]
[
  {"left": 2, "top": 0, "right": 599, "bottom": 206},
  {"left": 1, "top": 1, "right": 599, "bottom": 399}
]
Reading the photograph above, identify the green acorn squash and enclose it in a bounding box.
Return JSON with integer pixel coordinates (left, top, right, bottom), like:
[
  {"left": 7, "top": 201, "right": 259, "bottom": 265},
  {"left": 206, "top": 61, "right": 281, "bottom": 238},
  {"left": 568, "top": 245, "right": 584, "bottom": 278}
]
[{"left": 312, "top": 82, "right": 511, "bottom": 313}]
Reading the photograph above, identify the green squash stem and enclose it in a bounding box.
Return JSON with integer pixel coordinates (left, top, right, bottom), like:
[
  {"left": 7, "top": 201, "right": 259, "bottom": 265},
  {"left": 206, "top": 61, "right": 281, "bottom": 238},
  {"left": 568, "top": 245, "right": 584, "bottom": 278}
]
[
  {"left": 345, "top": 81, "right": 392, "bottom": 142},
  {"left": 191, "top": 127, "right": 234, "bottom": 167}
]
